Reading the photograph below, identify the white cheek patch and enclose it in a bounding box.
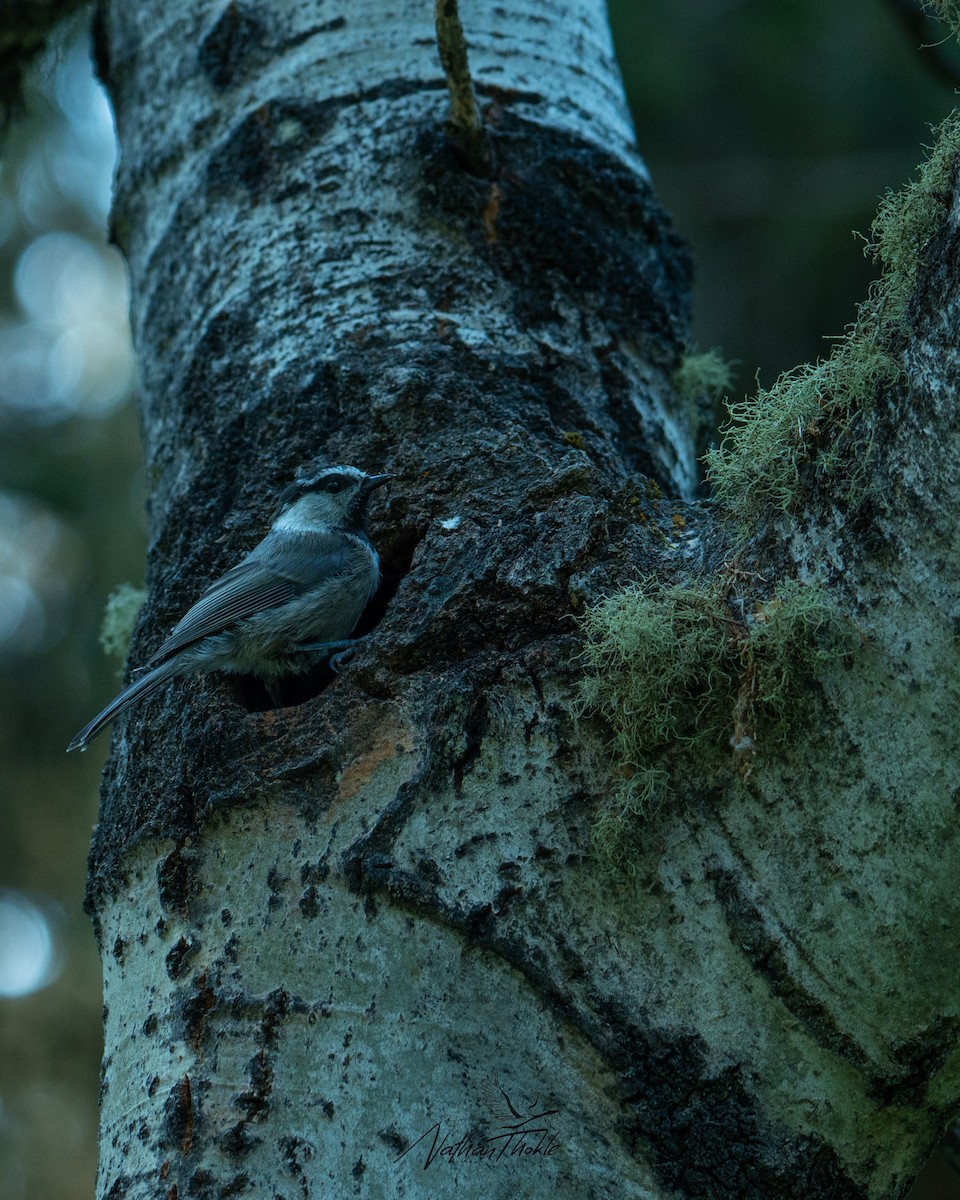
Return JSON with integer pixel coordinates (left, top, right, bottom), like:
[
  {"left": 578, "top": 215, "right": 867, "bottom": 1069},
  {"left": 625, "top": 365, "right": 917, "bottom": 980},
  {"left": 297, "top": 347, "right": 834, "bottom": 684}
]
[
  {"left": 274, "top": 495, "right": 336, "bottom": 533},
  {"left": 274, "top": 503, "right": 321, "bottom": 533}
]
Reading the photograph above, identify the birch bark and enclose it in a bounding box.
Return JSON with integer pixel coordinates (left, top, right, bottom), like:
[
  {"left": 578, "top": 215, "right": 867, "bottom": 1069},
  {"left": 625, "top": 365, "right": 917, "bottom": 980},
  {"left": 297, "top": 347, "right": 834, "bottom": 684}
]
[{"left": 86, "top": 1, "right": 960, "bottom": 1197}]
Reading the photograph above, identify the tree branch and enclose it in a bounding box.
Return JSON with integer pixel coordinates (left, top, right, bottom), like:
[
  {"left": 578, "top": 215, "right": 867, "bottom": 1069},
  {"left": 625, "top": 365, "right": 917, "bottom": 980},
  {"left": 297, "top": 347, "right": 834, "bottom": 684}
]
[{"left": 435, "top": 0, "right": 495, "bottom": 177}]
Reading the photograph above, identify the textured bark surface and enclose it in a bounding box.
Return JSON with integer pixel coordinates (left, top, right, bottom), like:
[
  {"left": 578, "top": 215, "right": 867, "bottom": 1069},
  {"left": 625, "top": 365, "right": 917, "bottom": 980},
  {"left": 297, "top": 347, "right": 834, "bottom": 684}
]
[{"left": 86, "top": 1, "right": 960, "bottom": 1197}]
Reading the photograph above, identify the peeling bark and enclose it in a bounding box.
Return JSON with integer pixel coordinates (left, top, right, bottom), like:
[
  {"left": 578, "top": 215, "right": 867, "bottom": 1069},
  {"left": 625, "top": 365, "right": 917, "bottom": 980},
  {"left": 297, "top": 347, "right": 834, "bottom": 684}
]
[{"left": 86, "top": 1, "right": 960, "bottom": 1197}]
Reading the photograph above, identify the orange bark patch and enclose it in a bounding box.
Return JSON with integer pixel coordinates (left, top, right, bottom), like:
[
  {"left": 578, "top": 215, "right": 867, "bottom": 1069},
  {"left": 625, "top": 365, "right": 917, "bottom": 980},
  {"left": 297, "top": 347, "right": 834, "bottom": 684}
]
[
  {"left": 483, "top": 182, "right": 502, "bottom": 244},
  {"left": 337, "top": 717, "right": 418, "bottom": 803}
]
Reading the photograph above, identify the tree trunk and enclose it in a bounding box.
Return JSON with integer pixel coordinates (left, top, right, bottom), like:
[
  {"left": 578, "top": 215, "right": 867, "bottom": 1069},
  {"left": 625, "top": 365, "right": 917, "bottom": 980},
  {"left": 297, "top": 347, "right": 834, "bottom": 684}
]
[{"left": 87, "top": 0, "right": 960, "bottom": 1197}]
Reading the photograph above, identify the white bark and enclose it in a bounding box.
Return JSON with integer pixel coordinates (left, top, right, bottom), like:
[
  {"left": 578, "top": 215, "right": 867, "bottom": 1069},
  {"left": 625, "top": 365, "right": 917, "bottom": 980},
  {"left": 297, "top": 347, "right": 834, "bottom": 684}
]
[
  {"left": 98, "top": 706, "right": 660, "bottom": 1196},
  {"left": 102, "top": 0, "right": 690, "bottom": 507},
  {"left": 87, "top": 0, "right": 960, "bottom": 1196}
]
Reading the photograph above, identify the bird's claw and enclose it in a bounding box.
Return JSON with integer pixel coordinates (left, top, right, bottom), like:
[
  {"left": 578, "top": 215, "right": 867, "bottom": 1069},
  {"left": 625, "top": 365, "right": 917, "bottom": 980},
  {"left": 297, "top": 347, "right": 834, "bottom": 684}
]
[
  {"left": 294, "top": 635, "right": 367, "bottom": 673},
  {"left": 330, "top": 646, "right": 361, "bottom": 673}
]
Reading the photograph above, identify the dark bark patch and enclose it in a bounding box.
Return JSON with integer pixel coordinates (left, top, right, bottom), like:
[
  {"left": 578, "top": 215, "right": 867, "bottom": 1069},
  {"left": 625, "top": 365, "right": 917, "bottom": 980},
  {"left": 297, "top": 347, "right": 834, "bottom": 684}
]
[
  {"left": 186, "top": 1168, "right": 213, "bottom": 1195},
  {"left": 876, "top": 1014, "right": 960, "bottom": 1104},
  {"left": 281, "top": 1134, "right": 316, "bottom": 1198},
  {"left": 169, "top": 308, "right": 257, "bottom": 450},
  {"left": 178, "top": 971, "right": 217, "bottom": 1053},
  {"left": 609, "top": 990, "right": 867, "bottom": 1199},
  {"left": 298, "top": 885, "right": 320, "bottom": 918},
  {"left": 198, "top": 3, "right": 272, "bottom": 90},
  {"left": 223, "top": 932, "right": 240, "bottom": 963},
  {"left": 104, "top": 1176, "right": 131, "bottom": 1200},
  {"left": 341, "top": 777, "right": 424, "bottom": 892},
  {"left": 415, "top": 854, "right": 444, "bottom": 886},
  {"left": 455, "top": 831, "right": 499, "bottom": 858},
  {"left": 157, "top": 844, "right": 197, "bottom": 917},
  {"left": 161, "top": 1075, "right": 195, "bottom": 1154},
  {"left": 378, "top": 1125, "right": 409, "bottom": 1155},
  {"left": 417, "top": 114, "right": 692, "bottom": 354},
  {"left": 166, "top": 935, "right": 199, "bottom": 979},
  {"left": 219, "top": 985, "right": 297, "bottom": 1143},
  {"left": 205, "top": 100, "right": 338, "bottom": 199},
  {"left": 266, "top": 865, "right": 289, "bottom": 910},
  {"left": 300, "top": 858, "right": 330, "bottom": 886},
  {"left": 260, "top": 987, "right": 291, "bottom": 1043},
  {"left": 298, "top": 858, "right": 330, "bottom": 916},
  {"left": 219, "top": 1122, "right": 259, "bottom": 1156},
  {"left": 204, "top": 87, "right": 440, "bottom": 201},
  {"left": 218, "top": 1173, "right": 252, "bottom": 1197},
  {"left": 706, "top": 862, "right": 869, "bottom": 1069},
  {"left": 236, "top": 1049, "right": 273, "bottom": 1120}
]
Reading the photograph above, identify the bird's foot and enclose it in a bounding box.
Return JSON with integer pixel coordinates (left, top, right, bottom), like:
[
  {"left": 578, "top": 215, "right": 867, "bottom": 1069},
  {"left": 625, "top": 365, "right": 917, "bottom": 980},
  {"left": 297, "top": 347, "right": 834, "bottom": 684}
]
[
  {"left": 328, "top": 647, "right": 356, "bottom": 673},
  {"left": 294, "top": 635, "right": 367, "bottom": 673}
]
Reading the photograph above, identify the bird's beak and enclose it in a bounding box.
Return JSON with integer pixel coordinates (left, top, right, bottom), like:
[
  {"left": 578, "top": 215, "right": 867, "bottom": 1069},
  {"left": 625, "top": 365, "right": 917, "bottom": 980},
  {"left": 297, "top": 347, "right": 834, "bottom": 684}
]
[{"left": 362, "top": 473, "right": 393, "bottom": 495}]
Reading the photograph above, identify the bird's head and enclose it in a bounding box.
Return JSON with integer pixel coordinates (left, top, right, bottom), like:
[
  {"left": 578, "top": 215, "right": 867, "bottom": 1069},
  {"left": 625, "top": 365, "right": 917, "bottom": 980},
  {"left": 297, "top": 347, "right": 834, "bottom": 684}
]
[{"left": 275, "top": 465, "right": 392, "bottom": 533}]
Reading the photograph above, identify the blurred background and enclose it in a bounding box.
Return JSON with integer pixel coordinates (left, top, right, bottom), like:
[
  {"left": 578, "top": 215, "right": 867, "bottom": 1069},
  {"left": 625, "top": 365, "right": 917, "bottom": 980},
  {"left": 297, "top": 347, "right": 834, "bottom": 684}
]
[{"left": 0, "top": 2, "right": 957, "bottom": 1196}]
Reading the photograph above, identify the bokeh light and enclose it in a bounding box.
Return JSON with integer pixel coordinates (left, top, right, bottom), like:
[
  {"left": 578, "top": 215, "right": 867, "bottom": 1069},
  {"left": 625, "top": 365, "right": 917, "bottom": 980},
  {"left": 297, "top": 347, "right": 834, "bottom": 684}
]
[
  {"left": 0, "top": 491, "right": 77, "bottom": 659},
  {"left": 0, "top": 893, "right": 60, "bottom": 999},
  {"left": 0, "top": 25, "right": 133, "bottom": 427},
  {"left": 0, "top": 21, "right": 135, "bottom": 1200},
  {"left": 1, "top": 232, "right": 134, "bottom": 421}
]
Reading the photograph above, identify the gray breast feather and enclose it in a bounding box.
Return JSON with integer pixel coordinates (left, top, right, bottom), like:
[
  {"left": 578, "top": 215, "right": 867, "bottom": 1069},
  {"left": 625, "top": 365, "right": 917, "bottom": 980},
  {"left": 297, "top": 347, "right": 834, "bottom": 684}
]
[{"left": 149, "top": 529, "right": 378, "bottom": 667}]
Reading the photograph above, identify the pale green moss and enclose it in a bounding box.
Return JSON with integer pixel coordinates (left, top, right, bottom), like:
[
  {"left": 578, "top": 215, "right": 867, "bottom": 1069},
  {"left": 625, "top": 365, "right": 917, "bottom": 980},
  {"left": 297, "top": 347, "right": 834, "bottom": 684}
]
[
  {"left": 923, "top": 2, "right": 960, "bottom": 39},
  {"left": 578, "top": 579, "right": 732, "bottom": 764},
  {"left": 706, "top": 335, "right": 901, "bottom": 513},
  {"left": 746, "top": 580, "right": 862, "bottom": 734},
  {"left": 868, "top": 110, "right": 960, "bottom": 321},
  {"left": 707, "top": 109, "right": 960, "bottom": 519},
  {"left": 674, "top": 348, "right": 735, "bottom": 452},
  {"left": 99, "top": 583, "right": 147, "bottom": 661},
  {"left": 578, "top": 579, "right": 730, "bottom": 867},
  {"left": 579, "top": 578, "right": 861, "bottom": 867},
  {"left": 591, "top": 768, "right": 670, "bottom": 873},
  {"left": 673, "top": 348, "right": 734, "bottom": 406}
]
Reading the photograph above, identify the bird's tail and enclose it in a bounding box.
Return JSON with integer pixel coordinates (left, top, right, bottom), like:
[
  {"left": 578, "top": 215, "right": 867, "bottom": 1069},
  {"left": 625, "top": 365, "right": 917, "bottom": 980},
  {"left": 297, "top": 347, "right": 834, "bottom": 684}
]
[{"left": 67, "top": 657, "right": 185, "bottom": 753}]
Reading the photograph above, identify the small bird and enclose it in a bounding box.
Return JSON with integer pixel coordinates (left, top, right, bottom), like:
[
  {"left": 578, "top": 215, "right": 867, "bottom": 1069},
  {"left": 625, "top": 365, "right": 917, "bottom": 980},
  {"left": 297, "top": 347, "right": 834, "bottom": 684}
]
[{"left": 67, "top": 464, "right": 391, "bottom": 753}]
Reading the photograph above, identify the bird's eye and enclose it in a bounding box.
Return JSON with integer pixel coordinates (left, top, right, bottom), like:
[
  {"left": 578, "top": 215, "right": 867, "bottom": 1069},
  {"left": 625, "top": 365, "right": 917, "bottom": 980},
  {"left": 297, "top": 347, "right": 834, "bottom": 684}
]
[{"left": 323, "top": 478, "right": 344, "bottom": 493}]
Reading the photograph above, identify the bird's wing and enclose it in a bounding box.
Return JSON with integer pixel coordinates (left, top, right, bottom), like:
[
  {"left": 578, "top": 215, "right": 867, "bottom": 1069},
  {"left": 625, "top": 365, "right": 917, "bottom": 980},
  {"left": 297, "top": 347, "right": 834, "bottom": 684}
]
[{"left": 147, "top": 531, "right": 356, "bottom": 666}]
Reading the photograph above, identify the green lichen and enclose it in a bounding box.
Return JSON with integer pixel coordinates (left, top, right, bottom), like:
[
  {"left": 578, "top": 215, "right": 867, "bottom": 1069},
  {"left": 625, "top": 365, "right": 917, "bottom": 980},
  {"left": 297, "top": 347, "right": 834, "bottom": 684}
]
[
  {"left": 579, "top": 577, "right": 861, "bottom": 868},
  {"left": 868, "top": 111, "right": 960, "bottom": 321},
  {"left": 748, "top": 580, "right": 862, "bottom": 722},
  {"left": 591, "top": 768, "right": 670, "bottom": 873},
  {"left": 674, "top": 348, "right": 734, "bottom": 406},
  {"left": 99, "top": 583, "right": 147, "bottom": 661},
  {"left": 674, "top": 348, "right": 735, "bottom": 453},
  {"left": 706, "top": 337, "right": 901, "bottom": 515},
  {"left": 922, "top": 2, "right": 960, "bottom": 42},
  {"left": 706, "top": 109, "right": 960, "bottom": 520},
  {"left": 578, "top": 579, "right": 732, "bottom": 764}
]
